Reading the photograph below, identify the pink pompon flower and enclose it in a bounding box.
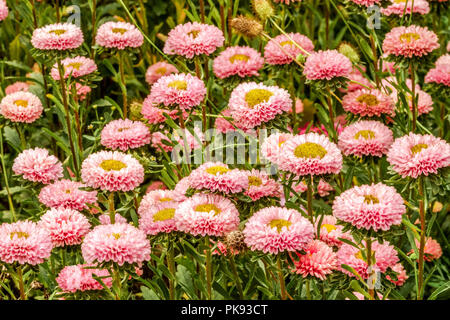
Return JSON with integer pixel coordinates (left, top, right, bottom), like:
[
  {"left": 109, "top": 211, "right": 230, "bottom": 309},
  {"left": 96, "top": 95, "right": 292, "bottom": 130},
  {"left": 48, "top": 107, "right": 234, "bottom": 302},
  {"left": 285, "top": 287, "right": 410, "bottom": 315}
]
[
  {"left": 56, "top": 264, "right": 112, "bottom": 293},
  {"left": 338, "top": 120, "right": 394, "bottom": 157},
  {"left": 277, "top": 133, "right": 343, "bottom": 176},
  {"left": 0, "top": 91, "right": 43, "bottom": 123},
  {"left": 31, "top": 23, "right": 84, "bottom": 51},
  {"left": 73, "top": 83, "right": 91, "bottom": 101},
  {"left": 38, "top": 179, "right": 97, "bottom": 211},
  {"left": 139, "top": 202, "right": 179, "bottom": 235},
  {"left": 264, "top": 33, "right": 314, "bottom": 65},
  {"left": 101, "top": 119, "right": 150, "bottom": 151},
  {"left": 95, "top": 21, "right": 143, "bottom": 50},
  {"left": 348, "top": 0, "right": 381, "bottom": 6},
  {"left": 414, "top": 237, "right": 443, "bottom": 262},
  {"left": 381, "top": 0, "right": 430, "bottom": 16},
  {"left": 337, "top": 240, "right": 399, "bottom": 279},
  {"left": 316, "top": 215, "right": 352, "bottom": 247},
  {"left": 81, "top": 151, "right": 144, "bottom": 192},
  {"left": 317, "top": 179, "right": 334, "bottom": 197},
  {"left": 138, "top": 190, "right": 184, "bottom": 217},
  {"left": 214, "top": 109, "right": 236, "bottom": 134},
  {"left": 243, "top": 206, "right": 314, "bottom": 254},
  {"left": 188, "top": 162, "right": 249, "bottom": 194},
  {"left": 228, "top": 82, "right": 292, "bottom": 130},
  {"left": 0, "top": 0, "right": 8, "bottom": 21},
  {"left": 261, "top": 132, "right": 294, "bottom": 164},
  {"left": 82, "top": 223, "right": 150, "bottom": 266},
  {"left": 149, "top": 73, "right": 206, "bottom": 109},
  {"left": 304, "top": 50, "right": 353, "bottom": 81},
  {"left": 425, "top": 65, "right": 450, "bottom": 87},
  {"left": 291, "top": 240, "right": 337, "bottom": 280},
  {"left": 244, "top": 169, "right": 282, "bottom": 201},
  {"left": 0, "top": 221, "right": 53, "bottom": 265},
  {"left": 141, "top": 97, "right": 188, "bottom": 124},
  {"left": 382, "top": 25, "right": 439, "bottom": 58},
  {"left": 163, "top": 22, "right": 224, "bottom": 59},
  {"left": 50, "top": 56, "right": 97, "bottom": 80},
  {"left": 5, "top": 82, "right": 29, "bottom": 95},
  {"left": 38, "top": 208, "right": 91, "bottom": 247},
  {"left": 145, "top": 61, "right": 178, "bottom": 85},
  {"left": 386, "top": 263, "right": 408, "bottom": 286},
  {"left": 175, "top": 193, "right": 240, "bottom": 237},
  {"left": 434, "top": 54, "right": 450, "bottom": 67},
  {"left": 13, "top": 148, "right": 63, "bottom": 184},
  {"left": 99, "top": 213, "right": 128, "bottom": 225},
  {"left": 333, "top": 182, "right": 406, "bottom": 231},
  {"left": 387, "top": 133, "right": 450, "bottom": 178},
  {"left": 174, "top": 176, "right": 191, "bottom": 199},
  {"left": 342, "top": 88, "right": 395, "bottom": 117},
  {"left": 213, "top": 46, "right": 264, "bottom": 79}
]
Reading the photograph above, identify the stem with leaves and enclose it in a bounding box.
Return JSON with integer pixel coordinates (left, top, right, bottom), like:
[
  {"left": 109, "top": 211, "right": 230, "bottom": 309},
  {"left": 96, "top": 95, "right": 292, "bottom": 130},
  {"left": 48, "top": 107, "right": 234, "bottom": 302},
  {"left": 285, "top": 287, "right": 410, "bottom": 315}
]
[
  {"left": 417, "top": 176, "right": 426, "bottom": 300},
  {"left": 118, "top": 51, "right": 128, "bottom": 119}
]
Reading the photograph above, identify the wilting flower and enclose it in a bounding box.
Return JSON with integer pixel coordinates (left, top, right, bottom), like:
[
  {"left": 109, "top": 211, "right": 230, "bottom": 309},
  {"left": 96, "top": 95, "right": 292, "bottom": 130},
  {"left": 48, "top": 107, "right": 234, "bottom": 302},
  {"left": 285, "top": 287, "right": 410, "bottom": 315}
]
[
  {"left": 244, "top": 169, "right": 282, "bottom": 201},
  {"left": 39, "top": 179, "right": 97, "bottom": 211},
  {"left": 291, "top": 240, "right": 337, "bottom": 280},
  {"left": 13, "top": 148, "right": 63, "bottom": 184},
  {"left": 5, "top": 82, "right": 29, "bottom": 95},
  {"left": 386, "top": 263, "right": 408, "bottom": 286},
  {"left": 31, "top": 23, "right": 84, "bottom": 51},
  {"left": 50, "top": 56, "right": 97, "bottom": 80},
  {"left": 381, "top": 0, "right": 430, "bottom": 16},
  {"left": 0, "top": 221, "right": 53, "bottom": 265},
  {"left": 163, "top": 22, "right": 224, "bottom": 58},
  {"left": 139, "top": 202, "right": 179, "bottom": 235},
  {"left": 342, "top": 88, "right": 395, "bottom": 117},
  {"left": 338, "top": 120, "right": 394, "bottom": 157},
  {"left": 333, "top": 182, "right": 406, "bottom": 231},
  {"left": 264, "top": 33, "right": 314, "bottom": 65},
  {"left": 213, "top": 46, "right": 264, "bottom": 79},
  {"left": 304, "top": 50, "right": 353, "bottom": 81},
  {"left": 100, "top": 119, "right": 151, "bottom": 151},
  {"left": 95, "top": 21, "right": 143, "bottom": 50},
  {"left": 316, "top": 215, "right": 352, "bottom": 247},
  {"left": 145, "top": 61, "right": 178, "bottom": 85},
  {"left": 175, "top": 193, "right": 240, "bottom": 237},
  {"left": 56, "top": 264, "right": 112, "bottom": 293},
  {"left": 261, "top": 132, "right": 294, "bottom": 164},
  {"left": 228, "top": 82, "right": 292, "bottom": 130},
  {"left": 0, "top": 0, "right": 8, "bottom": 21},
  {"left": 38, "top": 208, "right": 91, "bottom": 247},
  {"left": 317, "top": 179, "right": 334, "bottom": 197},
  {"left": 0, "top": 91, "right": 43, "bottom": 123},
  {"left": 81, "top": 151, "right": 145, "bottom": 192},
  {"left": 387, "top": 133, "right": 450, "bottom": 178},
  {"left": 243, "top": 207, "right": 314, "bottom": 254},
  {"left": 82, "top": 223, "right": 151, "bottom": 266}
]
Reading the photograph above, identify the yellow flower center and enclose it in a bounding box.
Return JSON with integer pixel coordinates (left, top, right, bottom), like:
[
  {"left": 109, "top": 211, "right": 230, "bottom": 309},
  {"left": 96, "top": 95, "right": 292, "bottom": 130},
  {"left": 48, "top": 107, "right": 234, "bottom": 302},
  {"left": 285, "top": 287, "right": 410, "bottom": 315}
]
[
  {"left": 117, "top": 127, "right": 130, "bottom": 132},
  {"left": 10, "top": 231, "right": 29, "bottom": 240},
  {"left": 245, "top": 89, "right": 273, "bottom": 108},
  {"left": 280, "top": 40, "right": 294, "bottom": 46},
  {"left": 99, "top": 160, "right": 127, "bottom": 171},
  {"left": 205, "top": 166, "right": 230, "bottom": 175},
  {"left": 49, "top": 29, "right": 67, "bottom": 35},
  {"left": 394, "top": 0, "right": 407, "bottom": 2},
  {"left": 229, "top": 54, "right": 250, "bottom": 63},
  {"left": 410, "top": 143, "right": 428, "bottom": 155},
  {"left": 112, "top": 28, "right": 127, "bottom": 35},
  {"left": 194, "top": 204, "right": 221, "bottom": 215},
  {"left": 111, "top": 233, "right": 121, "bottom": 240},
  {"left": 65, "top": 189, "right": 72, "bottom": 194},
  {"left": 294, "top": 142, "right": 327, "bottom": 159},
  {"left": 159, "top": 197, "right": 173, "bottom": 202},
  {"left": 187, "top": 30, "right": 201, "bottom": 38},
  {"left": 356, "top": 94, "right": 379, "bottom": 106},
  {"left": 400, "top": 33, "right": 420, "bottom": 43},
  {"left": 155, "top": 67, "right": 167, "bottom": 75},
  {"left": 268, "top": 219, "right": 292, "bottom": 233},
  {"left": 364, "top": 194, "right": 379, "bottom": 204},
  {"left": 322, "top": 224, "right": 336, "bottom": 233},
  {"left": 355, "top": 251, "right": 364, "bottom": 261},
  {"left": 66, "top": 62, "right": 83, "bottom": 70},
  {"left": 153, "top": 208, "right": 176, "bottom": 222},
  {"left": 354, "top": 130, "right": 376, "bottom": 140},
  {"left": 248, "top": 176, "right": 262, "bottom": 187},
  {"left": 14, "top": 100, "right": 28, "bottom": 107},
  {"left": 168, "top": 80, "right": 187, "bottom": 90}
]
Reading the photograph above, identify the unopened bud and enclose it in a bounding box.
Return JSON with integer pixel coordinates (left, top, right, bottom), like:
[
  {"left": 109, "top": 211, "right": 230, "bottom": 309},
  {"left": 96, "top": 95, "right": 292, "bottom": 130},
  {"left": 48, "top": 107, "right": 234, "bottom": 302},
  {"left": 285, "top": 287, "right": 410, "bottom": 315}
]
[
  {"left": 252, "top": 0, "right": 274, "bottom": 22},
  {"left": 432, "top": 201, "right": 443, "bottom": 213},
  {"left": 338, "top": 42, "right": 360, "bottom": 64}
]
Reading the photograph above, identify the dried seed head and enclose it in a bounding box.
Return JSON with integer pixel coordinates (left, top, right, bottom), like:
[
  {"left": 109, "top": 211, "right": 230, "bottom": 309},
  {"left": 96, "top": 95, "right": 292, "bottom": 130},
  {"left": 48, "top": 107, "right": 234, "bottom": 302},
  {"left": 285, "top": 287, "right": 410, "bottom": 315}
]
[
  {"left": 252, "top": 0, "right": 274, "bottom": 22},
  {"left": 230, "top": 15, "right": 263, "bottom": 39},
  {"left": 224, "top": 230, "right": 247, "bottom": 252}
]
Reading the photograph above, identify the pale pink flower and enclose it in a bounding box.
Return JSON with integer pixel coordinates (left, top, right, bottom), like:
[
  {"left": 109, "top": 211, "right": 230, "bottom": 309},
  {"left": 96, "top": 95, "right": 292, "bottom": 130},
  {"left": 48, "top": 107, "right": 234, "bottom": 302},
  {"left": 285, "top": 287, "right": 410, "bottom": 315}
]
[
  {"left": 5, "top": 82, "right": 29, "bottom": 95},
  {"left": 145, "top": 61, "right": 178, "bottom": 85},
  {"left": 342, "top": 88, "right": 395, "bottom": 117},
  {"left": 317, "top": 179, "right": 334, "bottom": 197},
  {"left": 425, "top": 65, "right": 450, "bottom": 87},
  {"left": 56, "top": 264, "right": 112, "bottom": 293},
  {"left": 343, "top": 67, "right": 373, "bottom": 92},
  {"left": 173, "top": 177, "right": 191, "bottom": 199},
  {"left": 290, "top": 98, "right": 304, "bottom": 113},
  {"left": 141, "top": 97, "right": 188, "bottom": 124},
  {"left": 50, "top": 56, "right": 97, "bottom": 80},
  {"left": 435, "top": 54, "right": 450, "bottom": 67},
  {"left": 213, "top": 46, "right": 264, "bottom": 79},
  {"left": 386, "top": 263, "right": 408, "bottom": 286},
  {"left": 73, "top": 83, "right": 91, "bottom": 101},
  {"left": 261, "top": 132, "right": 294, "bottom": 164},
  {"left": 304, "top": 50, "right": 352, "bottom": 81},
  {"left": 138, "top": 190, "right": 184, "bottom": 217},
  {"left": 95, "top": 21, "right": 143, "bottom": 50},
  {"left": 31, "top": 23, "right": 84, "bottom": 51},
  {"left": 13, "top": 148, "right": 63, "bottom": 184},
  {"left": 291, "top": 240, "right": 337, "bottom": 280},
  {"left": 264, "top": 33, "right": 314, "bottom": 65},
  {"left": 244, "top": 169, "right": 282, "bottom": 201},
  {"left": 100, "top": 119, "right": 150, "bottom": 151},
  {"left": 381, "top": 0, "right": 430, "bottom": 16},
  {"left": 139, "top": 202, "right": 179, "bottom": 235},
  {"left": 99, "top": 214, "right": 128, "bottom": 225},
  {"left": 414, "top": 237, "right": 443, "bottom": 262},
  {"left": 0, "top": 0, "right": 8, "bottom": 21},
  {"left": 0, "top": 91, "right": 43, "bottom": 123},
  {"left": 145, "top": 181, "right": 167, "bottom": 193},
  {"left": 214, "top": 109, "right": 236, "bottom": 133},
  {"left": 316, "top": 215, "right": 352, "bottom": 248}
]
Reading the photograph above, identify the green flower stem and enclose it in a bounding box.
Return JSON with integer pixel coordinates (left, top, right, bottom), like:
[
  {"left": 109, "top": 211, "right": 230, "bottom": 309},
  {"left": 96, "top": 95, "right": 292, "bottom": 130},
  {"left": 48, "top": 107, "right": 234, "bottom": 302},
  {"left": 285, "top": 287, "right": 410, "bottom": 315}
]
[
  {"left": 277, "top": 255, "right": 287, "bottom": 300},
  {"left": 71, "top": 84, "right": 83, "bottom": 154},
  {"left": 305, "top": 278, "right": 312, "bottom": 300},
  {"left": 118, "top": 51, "right": 128, "bottom": 119},
  {"left": 205, "top": 236, "right": 212, "bottom": 300},
  {"left": 17, "top": 265, "right": 27, "bottom": 300},
  {"left": 14, "top": 124, "right": 26, "bottom": 150},
  {"left": 366, "top": 237, "right": 374, "bottom": 300},
  {"left": 109, "top": 192, "right": 115, "bottom": 224},
  {"left": 417, "top": 177, "right": 426, "bottom": 300},
  {"left": 167, "top": 236, "right": 176, "bottom": 300},
  {"left": 0, "top": 129, "right": 17, "bottom": 222},
  {"left": 410, "top": 62, "right": 417, "bottom": 133},
  {"left": 307, "top": 175, "right": 314, "bottom": 223},
  {"left": 227, "top": 249, "right": 244, "bottom": 299}
]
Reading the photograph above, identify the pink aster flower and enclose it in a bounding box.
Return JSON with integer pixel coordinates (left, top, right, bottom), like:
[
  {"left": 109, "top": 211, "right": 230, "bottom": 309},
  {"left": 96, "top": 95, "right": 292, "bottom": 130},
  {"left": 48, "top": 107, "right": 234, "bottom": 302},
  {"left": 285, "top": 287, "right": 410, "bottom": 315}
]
[
  {"left": 414, "top": 237, "right": 443, "bottom": 262},
  {"left": 100, "top": 119, "right": 150, "bottom": 151},
  {"left": 337, "top": 240, "right": 399, "bottom": 279},
  {"left": 81, "top": 151, "right": 144, "bottom": 192},
  {"left": 214, "top": 109, "right": 236, "bottom": 134},
  {"left": 95, "top": 21, "right": 143, "bottom": 50},
  {"left": 139, "top": 202, "right": 179, "bottom": 235},
  {"left": 175, "top": 193, "right": 240, "bottom": 237},
  {"left": 316, "top": 215, "right": 352, "bottom": 248},
  {"left": 382, "top": 25, "right": 439, "bottom": 58},
  {"left": 5, "top": 82, "right": 29, "bottom": 95},
  {"left": 317, "top": 179, "right": 334, "bottom": 197},
  {"left": 291, "top": 240, "right": 337, "bottom": 280},
  {"left": 13, "top": 148, "right": 63, "bottom": 184},
  {"left": 31, "top": 23, "right": 84, "bottom": 51},
  {"left": 387, "top": 133, "right": 450, "bottom": 178},
  {"left": 146, "top": 180, "right": 167, "bottom": 193},
  {"left": 304, "top": 50, "right": 353, "bottom": 81},
  {"left": 163, "top": 22, "right": 224, "bottom": 58},
  {"left": 261, "top": 132, "right": 294, "bottom": 164},
  {"left": 0, "top": 221, "right": 53, "bottom": 265},
  {"left": 138, "top": 190, "right": 184, "bottom": 217},
  {"left": 244, "top": 169, "right": 282, "bottom": 201},
  {"left": 435, "top": 54, "right": 450, "bottom": 67},
  {"left": 381, "top": 0, "right": 430, "bottom": 16},
  {"left": 0, "top": 91, "right": 43, "bottom": 123},
  {"left": 342, "top": 88, "right": 395, "bottom": 117},
  {"left": 290, "top": 98, "right": 304, "bottom": 114},
  {"left": 188, "top": 162, "right": 249, "bottom": 194},
  {"left": 149, "top": 73, "right": 206, "bottom": 109},
  {"left": 213, "top": 46, "right": 264, "bottom": 79},
  {"left": 277, "top": 132, "right": 343, "bottom": 176},
  {"left": 348, "top": 0, "right": 381, "bottom": 6},
  {"left": 145, "top": 61, "right": 178, "bottom": 85},
  {"left": 386, "top": 263, "right": 408, "bottom": 286},
  {"left": 228, "top": 82, "right": 292, "bottom": 130},
  {"left": 342, "top": 67, "right": 373, "bottom": 92},
  {"left": 73, "top": 83, "right": 91, "bottom": 101},
  {"left": 264, "top": 33, "right": 314, "bottom": 65},
  {"left": 56, "top": 264, "right": 112, "bottom": 293},
  {"left": 141, "top": 97, "right": 188, "bottom": 124},
  {"left": 333, "top": 182, "right": 406, "bottom": 231},
  {"left": 243, "top": 206, "right": 314, "bottom": 254},
  {"left": 50, "top": 56, "right": 97, "bottom": 80},
  {"left": 338, "top": 120, "right": 394, "bottom": 157},
  {"left": 0, "top": 0, "right": 8, "bottom": 21},
  {"left": 425, "top": 65, "right": 450, "bottom": 87},
  {"left": 99, "top": 213, "right": 128, "bottom": 225},
  {"left": 38, "top": 208, "right": 91, "bottom": 247},
  {"left": 174, "top": 176, "right": 191, "bottom": 199},
  {"left": 38, "top": 179, "right": 98, "bottom": 211},
  {"left": 82, "top": 223, "right": 150, "bottom": 266}
]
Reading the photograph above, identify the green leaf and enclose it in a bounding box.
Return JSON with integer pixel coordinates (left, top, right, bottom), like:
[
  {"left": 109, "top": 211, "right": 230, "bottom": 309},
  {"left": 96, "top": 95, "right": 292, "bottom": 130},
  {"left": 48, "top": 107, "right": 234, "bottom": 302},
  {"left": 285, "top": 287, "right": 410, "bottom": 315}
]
[{"left": 141, "top": 286, "right": 160, "bottom": 300}]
